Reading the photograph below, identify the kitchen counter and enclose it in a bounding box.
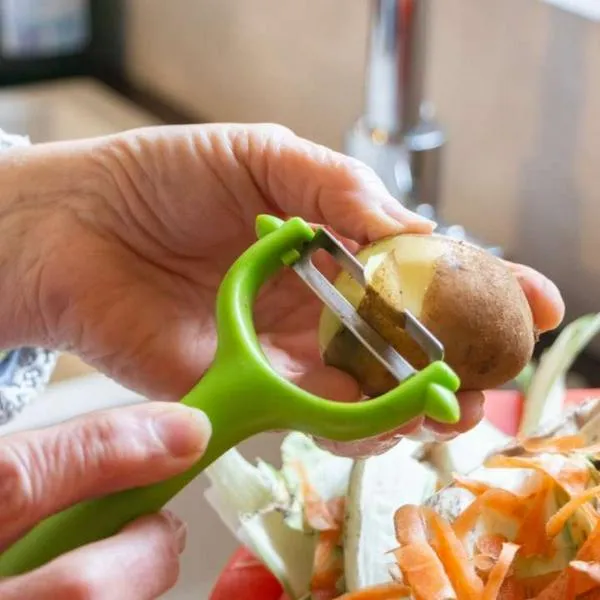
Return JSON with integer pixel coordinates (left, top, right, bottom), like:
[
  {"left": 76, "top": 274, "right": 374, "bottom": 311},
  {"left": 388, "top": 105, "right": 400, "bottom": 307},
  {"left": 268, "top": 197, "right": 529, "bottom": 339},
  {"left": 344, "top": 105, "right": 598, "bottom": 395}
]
[{"left": 0, "top": 77, "right": 162, "bottom": 142}]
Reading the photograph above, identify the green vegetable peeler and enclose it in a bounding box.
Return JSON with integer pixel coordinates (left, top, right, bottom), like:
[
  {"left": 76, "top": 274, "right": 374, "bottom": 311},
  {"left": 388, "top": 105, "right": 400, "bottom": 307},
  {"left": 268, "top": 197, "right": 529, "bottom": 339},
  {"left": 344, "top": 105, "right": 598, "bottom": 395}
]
[{"left": 0, "top": 215, "right": 460, "bottom": 576}]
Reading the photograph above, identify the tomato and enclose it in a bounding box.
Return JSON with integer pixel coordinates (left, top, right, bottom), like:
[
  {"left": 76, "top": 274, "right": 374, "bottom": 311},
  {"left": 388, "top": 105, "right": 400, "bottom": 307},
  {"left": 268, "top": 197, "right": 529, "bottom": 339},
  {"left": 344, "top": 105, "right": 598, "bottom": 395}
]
[
  {"left": 210, "top": 546, "right": 283, "bottom": 600},
  {"left": 211, "top": 389, "right": 600, "bottom": 599}
]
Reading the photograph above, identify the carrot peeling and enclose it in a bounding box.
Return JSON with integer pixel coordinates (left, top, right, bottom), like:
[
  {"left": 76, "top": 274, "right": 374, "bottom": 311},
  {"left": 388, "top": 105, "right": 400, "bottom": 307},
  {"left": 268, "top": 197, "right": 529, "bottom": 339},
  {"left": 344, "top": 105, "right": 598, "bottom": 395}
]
[
  {"left": 497, "top": 575, "right": 526, "bottom": 600},
  {"left": 453, "top": 489, "right": 524, "bottom": 540},
  {"left": 523, "top": 435, "right": 586, "bottom": 454},
  {"left": 293, "top": 461, "right": 343, "bottom": 531},
  {"left": 515, "top": 481, "right": 553, "bottom": 558},
  {"left": 311, "top": 529, "right": 343, "bottom": 599},
  {"left": 482, "top": 542, "right": 520, "bottom": 600},
  {"left": 394, "top": 504, "right": 428, "bottom": 546},
  {"left": 546, "top": 484, "right": 600, "bottom": 539},
  {"left": 335, "top": 582, "right": 412, "bottom": 599},
  {"left": 423, "top": 507, "right": 484, "bottom": 599},
  {"left": 453, "top": 473, "right": 493, "bottom": 496},
  {"left": 395, "top": 542, "right": 456, "bottom": 600}
]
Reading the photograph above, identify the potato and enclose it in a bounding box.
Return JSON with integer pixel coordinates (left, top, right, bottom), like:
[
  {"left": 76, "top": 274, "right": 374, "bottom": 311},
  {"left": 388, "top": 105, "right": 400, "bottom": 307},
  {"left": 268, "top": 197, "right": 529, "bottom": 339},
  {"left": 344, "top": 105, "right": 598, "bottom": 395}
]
[{"left": 318, "top": 234, "right": 536, "bottom": 396}]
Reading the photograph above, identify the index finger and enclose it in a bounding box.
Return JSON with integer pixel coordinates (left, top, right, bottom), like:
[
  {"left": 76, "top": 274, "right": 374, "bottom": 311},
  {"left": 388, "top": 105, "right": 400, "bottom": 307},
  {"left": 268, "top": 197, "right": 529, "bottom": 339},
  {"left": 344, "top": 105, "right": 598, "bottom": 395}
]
[{"left": 235, "top": 124, "right": 436, "bottom": 244}]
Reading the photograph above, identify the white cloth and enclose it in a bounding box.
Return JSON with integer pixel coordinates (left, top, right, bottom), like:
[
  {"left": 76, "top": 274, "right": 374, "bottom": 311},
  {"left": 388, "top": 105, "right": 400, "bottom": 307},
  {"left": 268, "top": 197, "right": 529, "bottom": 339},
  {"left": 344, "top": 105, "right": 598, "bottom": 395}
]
[{"left": 0, "top": 127, "right": 58, "bottom": 425}]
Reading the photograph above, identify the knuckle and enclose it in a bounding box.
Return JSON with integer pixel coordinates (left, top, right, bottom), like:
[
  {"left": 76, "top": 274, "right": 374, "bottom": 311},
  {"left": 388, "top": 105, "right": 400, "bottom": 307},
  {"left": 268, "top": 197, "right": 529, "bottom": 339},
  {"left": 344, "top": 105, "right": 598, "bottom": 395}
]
[
  {"left": 0, "top": 445, "right": 34, "bottom": 518},
  {"left": 66, "top": 413, "right": 131, "bottom": 478},
  {"left": 75, "top": 413, "right": 118, "bottom": 457}
]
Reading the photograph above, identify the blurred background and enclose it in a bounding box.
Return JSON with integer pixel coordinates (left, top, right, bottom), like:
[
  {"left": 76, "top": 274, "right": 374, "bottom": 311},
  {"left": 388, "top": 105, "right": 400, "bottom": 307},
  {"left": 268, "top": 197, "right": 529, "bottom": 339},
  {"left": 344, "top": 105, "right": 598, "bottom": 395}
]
[
  {"left": 0, "top": 1, "right": 599, "bottom": 596},
  {"left": 1, "top": 0, "right": 597, "bottom": 379}
]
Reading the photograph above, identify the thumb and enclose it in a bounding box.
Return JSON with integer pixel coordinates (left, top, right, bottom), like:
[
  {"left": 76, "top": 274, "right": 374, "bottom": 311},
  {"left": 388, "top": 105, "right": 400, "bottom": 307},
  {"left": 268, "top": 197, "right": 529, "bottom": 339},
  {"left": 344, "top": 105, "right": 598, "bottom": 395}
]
[{"left": 232, "top": 124, "right": 436, "bottom": 244}]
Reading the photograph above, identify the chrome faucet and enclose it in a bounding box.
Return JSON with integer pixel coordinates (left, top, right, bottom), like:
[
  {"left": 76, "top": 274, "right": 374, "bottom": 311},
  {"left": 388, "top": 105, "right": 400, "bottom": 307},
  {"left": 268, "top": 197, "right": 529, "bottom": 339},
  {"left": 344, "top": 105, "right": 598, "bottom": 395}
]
[{"left": 345, "top": 0, "right": 502, "bottom": 256}]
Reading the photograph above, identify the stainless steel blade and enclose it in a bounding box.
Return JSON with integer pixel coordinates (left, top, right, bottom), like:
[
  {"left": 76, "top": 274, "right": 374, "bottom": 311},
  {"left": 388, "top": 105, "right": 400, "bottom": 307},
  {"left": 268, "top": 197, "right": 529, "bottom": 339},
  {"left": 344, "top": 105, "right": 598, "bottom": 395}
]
[{"left": 291, "top": 227, "right": 445, "bottom": 381}]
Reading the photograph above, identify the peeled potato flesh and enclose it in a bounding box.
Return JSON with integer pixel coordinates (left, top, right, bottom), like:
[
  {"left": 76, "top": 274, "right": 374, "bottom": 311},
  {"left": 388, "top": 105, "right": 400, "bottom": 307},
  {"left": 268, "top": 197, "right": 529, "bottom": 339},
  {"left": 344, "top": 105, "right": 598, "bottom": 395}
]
[{"left": 318, "top": 234, "right": 536, "bottom": 396}]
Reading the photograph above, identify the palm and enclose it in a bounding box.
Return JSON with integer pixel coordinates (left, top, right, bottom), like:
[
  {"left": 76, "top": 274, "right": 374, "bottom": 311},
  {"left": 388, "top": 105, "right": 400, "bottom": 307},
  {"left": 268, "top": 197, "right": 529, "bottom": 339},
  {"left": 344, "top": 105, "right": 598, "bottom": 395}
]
[{"left": 52, "top": 160, "right": 352, "bottom": 403}]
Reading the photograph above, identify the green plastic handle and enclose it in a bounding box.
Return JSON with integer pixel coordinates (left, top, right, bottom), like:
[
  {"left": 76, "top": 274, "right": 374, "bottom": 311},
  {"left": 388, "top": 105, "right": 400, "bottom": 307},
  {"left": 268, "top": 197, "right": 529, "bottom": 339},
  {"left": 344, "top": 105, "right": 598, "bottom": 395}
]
[{"left": 0, "top": 215, "right": 460, "bottom": 576}]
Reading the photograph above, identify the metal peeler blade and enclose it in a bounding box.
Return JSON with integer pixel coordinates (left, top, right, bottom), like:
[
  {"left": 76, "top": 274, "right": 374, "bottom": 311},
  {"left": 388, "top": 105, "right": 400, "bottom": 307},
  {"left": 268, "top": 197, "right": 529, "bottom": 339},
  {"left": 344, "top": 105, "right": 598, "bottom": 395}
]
[{"left": 291, "top": 227, "right": 444, "bottom": 383}]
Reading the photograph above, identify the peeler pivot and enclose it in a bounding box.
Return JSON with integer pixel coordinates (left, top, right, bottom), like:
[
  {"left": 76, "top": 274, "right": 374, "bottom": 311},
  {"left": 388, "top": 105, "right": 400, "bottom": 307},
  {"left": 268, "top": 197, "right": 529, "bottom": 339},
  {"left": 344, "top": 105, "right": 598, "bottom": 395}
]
[{"left": 269, "top": 217, "right": 444, "bottom": 381}]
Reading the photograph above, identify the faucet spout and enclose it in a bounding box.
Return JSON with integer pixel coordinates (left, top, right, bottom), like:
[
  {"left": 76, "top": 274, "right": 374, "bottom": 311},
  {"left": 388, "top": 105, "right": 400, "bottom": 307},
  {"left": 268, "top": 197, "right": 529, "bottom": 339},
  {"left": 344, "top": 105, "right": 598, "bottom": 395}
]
[
  {"left": 346, "top": 0, "right": 503, "bottom": 257},
  {"left": 364, "top": 0, "right": 429, "bottom": 137}
]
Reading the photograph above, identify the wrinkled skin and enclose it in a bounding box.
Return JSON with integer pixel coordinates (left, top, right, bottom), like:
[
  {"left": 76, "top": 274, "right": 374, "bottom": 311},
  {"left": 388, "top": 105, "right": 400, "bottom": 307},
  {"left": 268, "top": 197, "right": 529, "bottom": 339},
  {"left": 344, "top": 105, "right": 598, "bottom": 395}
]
[{"left": 0, "top": 123, "right": 564, "bottom": 598}]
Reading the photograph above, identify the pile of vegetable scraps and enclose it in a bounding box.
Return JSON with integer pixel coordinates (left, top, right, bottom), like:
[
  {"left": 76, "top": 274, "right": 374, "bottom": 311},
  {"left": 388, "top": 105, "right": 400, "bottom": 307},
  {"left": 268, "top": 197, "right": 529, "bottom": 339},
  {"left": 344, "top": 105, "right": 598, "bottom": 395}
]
[{"left": 205, "top": 314, "right": 600, "bottom": 599}]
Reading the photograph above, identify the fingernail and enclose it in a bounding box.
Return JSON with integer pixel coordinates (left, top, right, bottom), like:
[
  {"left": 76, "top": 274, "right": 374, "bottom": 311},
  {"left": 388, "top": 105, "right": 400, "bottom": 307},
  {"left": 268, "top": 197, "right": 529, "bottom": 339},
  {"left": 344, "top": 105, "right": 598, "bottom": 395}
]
[
  {"left": 151, "top": 405, "right": 212, "bottom": 458},
  {"left": 163, "top": 510, "right": 187, "bottom": 553},
  {"left": 540, "top": 274, "right": 565, "bottom": 309},
  {"left": 381, "top": 199, "right": 437, "bottom": 231}
]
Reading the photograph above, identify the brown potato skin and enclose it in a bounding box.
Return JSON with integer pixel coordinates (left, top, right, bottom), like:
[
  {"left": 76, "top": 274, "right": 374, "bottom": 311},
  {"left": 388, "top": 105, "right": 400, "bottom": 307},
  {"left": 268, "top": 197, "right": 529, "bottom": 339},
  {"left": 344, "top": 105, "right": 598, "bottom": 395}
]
[{"left": 322, "top": 235, "right": 536, "bottom": 396}]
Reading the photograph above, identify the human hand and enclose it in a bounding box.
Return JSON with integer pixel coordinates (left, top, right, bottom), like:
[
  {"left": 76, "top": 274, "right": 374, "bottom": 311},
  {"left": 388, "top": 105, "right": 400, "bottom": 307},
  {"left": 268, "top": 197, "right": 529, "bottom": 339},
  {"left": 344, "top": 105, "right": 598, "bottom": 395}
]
[
  {"left": 0, "top": 402, "right": 210, "bottom": 599},
  {"left": 0, "top": 124, "right": 565, "bottom": 456}
]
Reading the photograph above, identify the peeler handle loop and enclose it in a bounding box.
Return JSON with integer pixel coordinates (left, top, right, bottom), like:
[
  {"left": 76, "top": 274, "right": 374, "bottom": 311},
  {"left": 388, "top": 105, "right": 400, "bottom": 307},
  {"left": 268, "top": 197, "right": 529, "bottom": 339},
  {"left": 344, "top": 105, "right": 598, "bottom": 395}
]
[{"left": 0, "top": 216, "right": 316, "bottom": 577}]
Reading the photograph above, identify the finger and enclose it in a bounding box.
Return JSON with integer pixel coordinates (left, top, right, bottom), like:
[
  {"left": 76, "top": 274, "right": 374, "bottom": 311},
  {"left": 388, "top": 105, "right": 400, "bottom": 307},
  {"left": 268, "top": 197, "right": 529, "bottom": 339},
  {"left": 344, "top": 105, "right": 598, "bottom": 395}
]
[
  {"left": 234, "top": 124, "right": 436, "bottom": 243},
  {"left": 311, "top": 390, "right": 484, "bottom": 458},
  {"left": 0, "top": 511, "right": 185, "bottom": 600},
  {"left": 0, "top": 402, "right": 210, "bottom": 549},
  {"left": 507, "top": 262, "right": 565, "bottom": 332},
  {"left": 292, "top": 366, "right": 361, "bottom": 402},
  {"left": 316, "top": 417, "right": 424, "bottom": 459},
  {"left": 423, "top": 390, "right": 485, "bottom": 438},
  {"left": 291, "top": 361, "right": 421, "bottom": 458}
]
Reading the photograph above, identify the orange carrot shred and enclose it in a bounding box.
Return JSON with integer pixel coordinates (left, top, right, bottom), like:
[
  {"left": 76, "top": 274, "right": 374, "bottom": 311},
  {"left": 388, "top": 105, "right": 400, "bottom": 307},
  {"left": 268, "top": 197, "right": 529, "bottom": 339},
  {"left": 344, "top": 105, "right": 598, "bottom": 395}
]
[
  {"left": 310, "top": 529, "right": 343, "bottom": 598},
  {"left": 576, "top": 520, "right": 600, "bottom": 562},
  {"left": 515, "top": 481, "right": 553, "bottom": 558},
  {"left": 523, "top": 434, "right": 586, "bottom": 454},
  {"left": 486, "top": 454, "right": 590, "bottom": 496},
  {"left": 557, "top": 464, "right": 592, "bottom": 496},
  {"left": 546, "top": 484, "right": 600, "bottom": 539},
  {"left": 519, "top": 571, "right": 561, "bottom": 597},
  {"left": 334, "top": 583, "right": 412, "bottom": 599},
  {"left": 326, "top": 497, "right": 346, "bottom": 526},
  {"left": 571, "top": 442, "right": 600, "bottom": 455},
  {"left": 482, "top": 542, "right": 520, "bottom": 600},
  {"left": 423, "top": 507, "right": 484, "bottom": 599},
  {"left": 498, "top": 575, "right": 526, "bottom": 600},
  {"left": 453, "top": 490, "right": 524, "bottom": 540},
  {"left": 453, "top": 473, "right": 493, "bottom": 496},
  {"left": 530, "top": 571, "right": 576, "bottom": 600},
  {"left": 395, "top": 543, "right": 456, "bottom": 600},
  {"left": 293, "top": 461, "right": 341, "bottom": 532},
  {"left": 394, "top": 504, "right": 428, "bottom": 546}
]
